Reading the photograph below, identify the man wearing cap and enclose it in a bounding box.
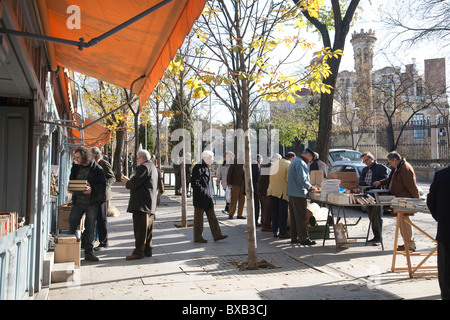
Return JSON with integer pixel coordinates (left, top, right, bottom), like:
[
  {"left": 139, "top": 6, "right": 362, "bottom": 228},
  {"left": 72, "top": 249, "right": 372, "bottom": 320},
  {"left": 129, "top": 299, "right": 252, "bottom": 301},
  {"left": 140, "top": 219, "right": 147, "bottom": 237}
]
[
  {"left": 310, "top": 152, "right": 328, "bottom": 178},
  {"left": 286, "top": 148, "right": 318, "bottom": 245}
]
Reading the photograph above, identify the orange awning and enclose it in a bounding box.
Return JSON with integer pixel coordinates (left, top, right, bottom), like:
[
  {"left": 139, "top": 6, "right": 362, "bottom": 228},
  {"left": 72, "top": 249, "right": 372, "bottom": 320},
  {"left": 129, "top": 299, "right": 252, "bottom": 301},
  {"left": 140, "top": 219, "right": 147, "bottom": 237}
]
[
  {"left": 41, "top": 0, "right": 206, "bottom": 105},
  {"left": 70, "top": 118, "right": 111, "bottom": 148}
]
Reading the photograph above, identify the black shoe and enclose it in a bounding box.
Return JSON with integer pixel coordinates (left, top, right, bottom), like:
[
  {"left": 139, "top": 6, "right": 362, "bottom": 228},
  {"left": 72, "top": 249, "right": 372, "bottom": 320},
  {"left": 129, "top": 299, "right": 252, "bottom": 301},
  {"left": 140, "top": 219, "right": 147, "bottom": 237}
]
[
  {"left": 237, "top": 216, "right": 246, "bottom": 219},
  {"left": 144, "top": 251, "right": 152, "bottom": 257},
  {"left": 300, "top": 239, "right": 316, "bottom": 246},
  {"left": 228, "top": 215, "right": 234, "bottom": 219},
  {"left": 291, "top": 239, "right": 300, "bottom": 244},
  {"left": 214, "top": 235, "right": 228, "bottom": 241},
  {"left": 366, "top": 238, "right": 381, "bottom": 246},
  {"left": 94, "top": 244, "right": 109, "bottom": 251},
  {"left": 85, "top": 251, "right": 99, "bottom": 262}
]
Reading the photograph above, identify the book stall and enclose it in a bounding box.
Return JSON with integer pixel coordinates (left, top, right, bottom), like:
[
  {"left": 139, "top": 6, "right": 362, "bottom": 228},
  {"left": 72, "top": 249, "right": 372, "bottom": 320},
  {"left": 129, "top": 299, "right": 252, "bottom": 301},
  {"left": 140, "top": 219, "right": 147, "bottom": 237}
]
[
  {"left": 0, "top": 212, "right": 25, "bottom": 237},
  {"left": 309, "top": 170, "right": 385, "bottom": 250}
]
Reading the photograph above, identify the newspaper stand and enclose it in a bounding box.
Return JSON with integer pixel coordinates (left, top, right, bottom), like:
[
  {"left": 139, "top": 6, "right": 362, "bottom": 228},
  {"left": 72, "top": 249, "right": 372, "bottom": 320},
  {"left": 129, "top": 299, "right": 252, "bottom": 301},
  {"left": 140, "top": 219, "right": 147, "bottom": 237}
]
[{"left": 390, "top": 203, "right": 437, "bottom": 278}]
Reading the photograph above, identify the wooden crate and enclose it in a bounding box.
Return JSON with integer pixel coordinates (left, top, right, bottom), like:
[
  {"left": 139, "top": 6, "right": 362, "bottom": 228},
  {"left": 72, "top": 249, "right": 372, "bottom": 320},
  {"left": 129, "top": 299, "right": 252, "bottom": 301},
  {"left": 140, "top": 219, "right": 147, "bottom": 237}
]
[
  {"left": 54, "top": 242, "right": 81, "bottom": 267},
  {"left": 58, "top": 203, "right": 72, "bottom": 230}
]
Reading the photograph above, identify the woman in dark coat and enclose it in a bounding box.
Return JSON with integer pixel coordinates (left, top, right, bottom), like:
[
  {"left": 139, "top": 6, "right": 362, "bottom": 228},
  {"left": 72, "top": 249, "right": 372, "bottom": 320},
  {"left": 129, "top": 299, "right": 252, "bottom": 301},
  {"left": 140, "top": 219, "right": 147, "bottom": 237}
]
[{"left": 191, "top": 150, "right": 227, "bottom": 243}]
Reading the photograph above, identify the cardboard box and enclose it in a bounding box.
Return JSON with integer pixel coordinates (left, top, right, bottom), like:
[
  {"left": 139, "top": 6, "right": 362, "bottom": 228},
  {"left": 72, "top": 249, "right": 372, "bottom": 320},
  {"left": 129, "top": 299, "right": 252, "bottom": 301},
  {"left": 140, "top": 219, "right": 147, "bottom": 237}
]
[
  {"left": 58, "top": 203, "right": 72, "bottom": 230},
  {"left": 310, "top": 170, "right": 324, "bottom": 186},
  {"left": 58, "top": 204, "right": 85, "bottom": 231},
  {"left": 57, "top": 234, "right": 77, "bottom": 243},
  {"left": 54, "top": 242, "right": 81, "bottom": 267},
  {"left": 326, "top": 172, "right": 359, "bottom": 190}
]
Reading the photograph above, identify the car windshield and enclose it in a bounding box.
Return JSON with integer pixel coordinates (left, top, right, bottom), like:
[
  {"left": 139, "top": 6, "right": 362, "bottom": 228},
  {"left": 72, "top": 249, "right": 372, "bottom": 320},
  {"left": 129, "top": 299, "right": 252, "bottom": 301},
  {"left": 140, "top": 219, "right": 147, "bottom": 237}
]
[{"left": 330, "top": 150, "right": 361, "bottom": 162}]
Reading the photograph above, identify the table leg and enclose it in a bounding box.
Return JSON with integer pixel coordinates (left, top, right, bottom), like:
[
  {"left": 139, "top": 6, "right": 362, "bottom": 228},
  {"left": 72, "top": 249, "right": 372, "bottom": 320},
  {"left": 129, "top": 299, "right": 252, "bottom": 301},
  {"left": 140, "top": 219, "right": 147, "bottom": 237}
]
[{"left": 391, "top": 212, "right": 402, "bottom": 272}]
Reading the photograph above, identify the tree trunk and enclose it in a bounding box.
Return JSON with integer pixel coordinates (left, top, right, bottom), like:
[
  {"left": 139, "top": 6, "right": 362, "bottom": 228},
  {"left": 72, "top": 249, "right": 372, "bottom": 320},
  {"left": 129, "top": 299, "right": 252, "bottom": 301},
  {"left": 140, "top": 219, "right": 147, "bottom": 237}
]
[
  {"left": 241, "top": 88, "right": 258, "bottom": 270},
  {"left": 113, "top": 129, "right": 125, "bottom": 180},
  {"left": 316, "top": 64, "right": 337, "bottom": 163}
]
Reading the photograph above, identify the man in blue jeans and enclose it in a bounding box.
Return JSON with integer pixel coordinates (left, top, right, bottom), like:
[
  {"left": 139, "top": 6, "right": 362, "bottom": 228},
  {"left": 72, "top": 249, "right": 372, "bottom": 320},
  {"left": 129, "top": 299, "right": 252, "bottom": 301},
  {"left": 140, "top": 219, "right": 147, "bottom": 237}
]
[{"left": 69, "top": 146, "right": 106, "bottom": 262}]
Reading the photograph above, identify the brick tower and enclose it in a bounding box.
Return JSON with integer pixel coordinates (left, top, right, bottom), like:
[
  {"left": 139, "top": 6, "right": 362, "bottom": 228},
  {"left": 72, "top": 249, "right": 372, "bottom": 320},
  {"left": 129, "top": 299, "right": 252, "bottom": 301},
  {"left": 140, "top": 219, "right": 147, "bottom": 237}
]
[{"left": 350, "top": 29, "right": 377, "bottom": 113}]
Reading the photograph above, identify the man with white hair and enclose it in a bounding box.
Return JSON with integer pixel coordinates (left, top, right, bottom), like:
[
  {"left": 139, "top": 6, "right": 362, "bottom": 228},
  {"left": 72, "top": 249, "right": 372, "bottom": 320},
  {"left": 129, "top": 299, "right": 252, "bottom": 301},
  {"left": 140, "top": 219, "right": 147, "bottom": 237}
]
[
  {"left": 121, "top": 149, "right": 158, "bottom": 259},
  {"left": 191, "top": 150, "right": 228, "bottom": 243}
]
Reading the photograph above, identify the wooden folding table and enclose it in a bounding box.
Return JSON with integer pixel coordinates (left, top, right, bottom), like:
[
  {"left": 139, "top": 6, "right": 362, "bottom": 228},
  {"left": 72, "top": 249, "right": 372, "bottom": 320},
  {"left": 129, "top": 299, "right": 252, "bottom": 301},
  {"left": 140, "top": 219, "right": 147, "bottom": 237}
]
[{"left": 390, "top": 206, "right": 437, "bottom": 278}]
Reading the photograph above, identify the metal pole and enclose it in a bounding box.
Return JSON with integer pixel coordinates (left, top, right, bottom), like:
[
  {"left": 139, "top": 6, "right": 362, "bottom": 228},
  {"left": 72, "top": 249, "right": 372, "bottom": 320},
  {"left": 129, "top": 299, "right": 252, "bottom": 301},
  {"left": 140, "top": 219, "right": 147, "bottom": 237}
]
[{"left": 0, "top": 0, "right": 174, "bottom": 51}]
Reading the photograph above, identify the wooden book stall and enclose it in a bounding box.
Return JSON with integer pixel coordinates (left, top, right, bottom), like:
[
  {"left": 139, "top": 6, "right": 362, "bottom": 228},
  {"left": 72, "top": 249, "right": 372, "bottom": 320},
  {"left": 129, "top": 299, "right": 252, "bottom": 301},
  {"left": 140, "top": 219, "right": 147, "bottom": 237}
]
[{"left": 390, "top": 204, "right": 437, "bottom": 278}]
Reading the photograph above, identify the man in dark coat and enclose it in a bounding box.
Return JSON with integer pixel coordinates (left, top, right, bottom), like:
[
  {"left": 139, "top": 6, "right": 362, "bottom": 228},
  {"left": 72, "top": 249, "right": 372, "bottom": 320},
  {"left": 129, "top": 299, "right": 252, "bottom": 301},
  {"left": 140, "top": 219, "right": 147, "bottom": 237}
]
[
  {"left": 427, "top": 166, "right": 450, "bottom": 300},
  {"left": 69, "top": 146, "right": 106, "bottom": 262},
  {"left": 122, "top": 149, "right": 158, "bottom": 260},
  {"left": 191, "top": 150, "right": 227, "bottom": 243},
  {"left": 252, "top": 154, "right": 262, "bottom": 226},
  {"left": 359, "top": 151, "right": 389, "bottom": 245},
  {"left": 90, "top": 147, "right": 116, "bottom": 251},
  {"left": 227, "top": 160, "right": 246, "bottom": 219}
]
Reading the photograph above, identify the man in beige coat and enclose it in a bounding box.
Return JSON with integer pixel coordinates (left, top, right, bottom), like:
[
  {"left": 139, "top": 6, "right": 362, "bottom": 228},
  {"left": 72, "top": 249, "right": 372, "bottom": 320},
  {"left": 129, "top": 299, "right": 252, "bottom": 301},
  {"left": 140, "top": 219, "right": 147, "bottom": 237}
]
[{"left": 267, "top": 152, "right": 295, "bottom": 238}]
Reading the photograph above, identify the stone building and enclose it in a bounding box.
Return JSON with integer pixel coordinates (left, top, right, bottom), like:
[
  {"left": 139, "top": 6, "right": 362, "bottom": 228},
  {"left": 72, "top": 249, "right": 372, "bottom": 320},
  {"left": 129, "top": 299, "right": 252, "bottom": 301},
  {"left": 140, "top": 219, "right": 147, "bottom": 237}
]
[{"left": 333, "top": 29, "right": 449, "bottom": 161}]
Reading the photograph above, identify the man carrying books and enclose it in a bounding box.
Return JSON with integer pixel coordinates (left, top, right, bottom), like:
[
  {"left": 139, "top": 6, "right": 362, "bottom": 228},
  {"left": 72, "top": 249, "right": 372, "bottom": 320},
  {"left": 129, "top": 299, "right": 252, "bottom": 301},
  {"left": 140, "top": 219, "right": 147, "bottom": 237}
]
[{"left": 68, "top": 146, "right": 106, "bottom": 262}]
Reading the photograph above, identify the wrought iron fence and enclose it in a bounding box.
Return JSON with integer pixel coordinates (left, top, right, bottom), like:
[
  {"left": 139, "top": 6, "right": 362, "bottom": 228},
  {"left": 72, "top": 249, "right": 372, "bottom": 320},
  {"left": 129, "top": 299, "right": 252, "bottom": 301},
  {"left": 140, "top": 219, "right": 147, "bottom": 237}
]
[{"left": 331, "top": 121, "right": 450, "bottom": 166}]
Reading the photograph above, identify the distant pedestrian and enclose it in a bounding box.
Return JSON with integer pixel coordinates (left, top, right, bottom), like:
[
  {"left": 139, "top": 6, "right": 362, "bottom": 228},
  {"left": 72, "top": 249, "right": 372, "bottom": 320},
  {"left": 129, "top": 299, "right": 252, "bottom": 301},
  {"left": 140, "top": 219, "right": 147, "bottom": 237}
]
[
  {"left": 286, "top": 149, "right": 318, "bottom": 245},
  {"left": 122, "top": 149, "right": 158, "bottom": 260},
  {"left": 69, "top": 146, "right": 106, "bottom": 262},
  {"left": 227, "top": 157, "right": 246, "bottom": 219},
  {"left": 191, "top": 150, "right": 228, "bottom": 243},
  {"left": 267, "top": 152, "right": 295, "bottom": 238},
  {"left": 258, "top": 154, "right": 281, "bottom": 232},
  {"left": 252, "top": 154, "right": 263, "bottom": 226},
  {"left": 310, "top": 152, "right": 328, "bottom": 178},
  {"left": 216, "top": 151, "right": 234, "bottom": 214},
  {"left": 90, "top": 147, "right": 116, "bottom": 251},
  {"left": 151, "top": 155, "right": 165, "bottom": 205},
  {"left": 427, "top": 166, "right": 450, "bottom": 300}
]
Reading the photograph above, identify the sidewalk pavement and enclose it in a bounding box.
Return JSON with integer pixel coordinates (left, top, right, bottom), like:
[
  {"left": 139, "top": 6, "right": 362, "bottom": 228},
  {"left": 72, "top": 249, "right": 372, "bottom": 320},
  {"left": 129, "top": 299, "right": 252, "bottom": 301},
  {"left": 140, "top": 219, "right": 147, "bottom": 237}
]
[{"left": 46, "top": 182, "right": 441, "bottom": 301}]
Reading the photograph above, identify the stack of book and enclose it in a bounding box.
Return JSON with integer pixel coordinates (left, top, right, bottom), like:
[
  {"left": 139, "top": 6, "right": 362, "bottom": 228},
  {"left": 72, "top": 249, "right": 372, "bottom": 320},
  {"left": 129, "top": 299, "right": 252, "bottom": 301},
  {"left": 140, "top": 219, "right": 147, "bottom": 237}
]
[
  {"left": 391, "top": 197, "right": 429, "bottom": 212},
  {"left": 320, "top": 179, "right": 341, "bottom": 201},
  {"left": 349, "top": 194, "right": 377, "bottom": 205},
  {"left": 68, "top": 180, "right": 88, "bottom": 192},
  {"left": 328, "top": 193, "right": 351, "bottom": 205},
  {"left": 0, "top": 212, "right": 19, "bottom": 236}
]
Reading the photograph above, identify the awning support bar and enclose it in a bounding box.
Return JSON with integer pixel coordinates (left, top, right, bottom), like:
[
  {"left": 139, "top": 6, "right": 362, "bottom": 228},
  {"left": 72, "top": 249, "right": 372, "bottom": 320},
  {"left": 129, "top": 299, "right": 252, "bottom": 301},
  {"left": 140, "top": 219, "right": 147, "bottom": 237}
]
[
  {"left": 81, "top": 74, "right": 145, "bottom": 130},
  {"left": 0, "top": 0, "right": 174, "bottom": 51},
  {"left": 39, "top": 74, "right": 145, "bottom": 130}
]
